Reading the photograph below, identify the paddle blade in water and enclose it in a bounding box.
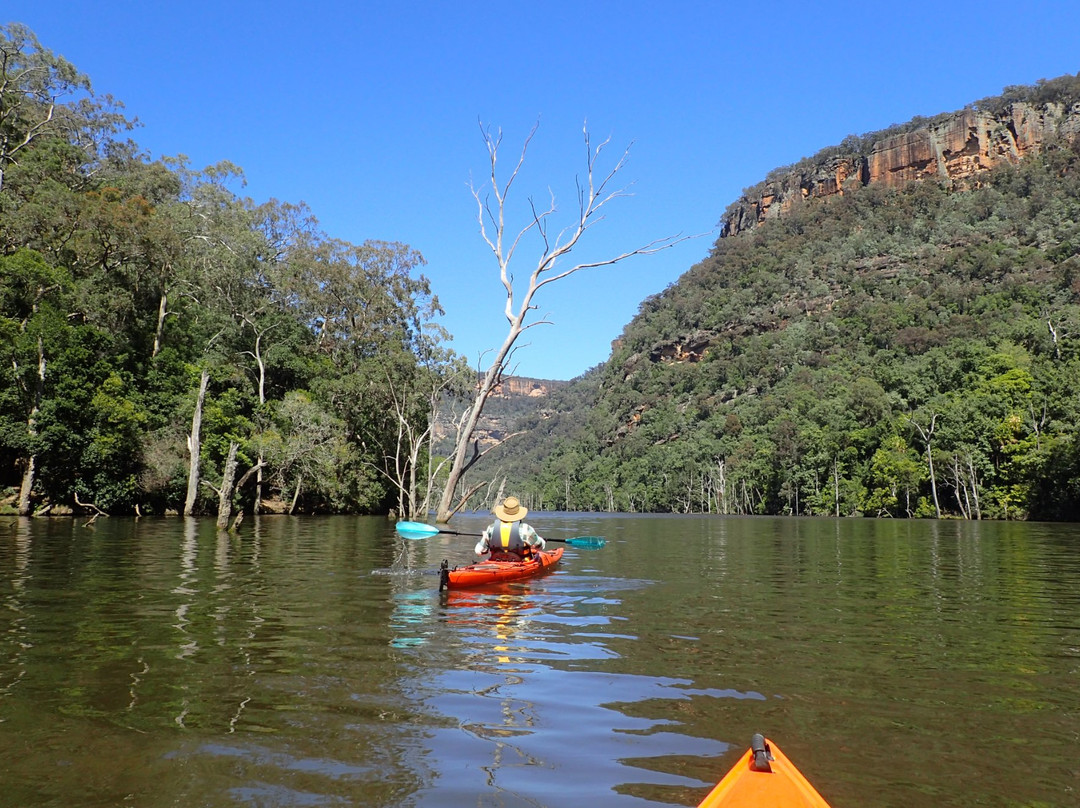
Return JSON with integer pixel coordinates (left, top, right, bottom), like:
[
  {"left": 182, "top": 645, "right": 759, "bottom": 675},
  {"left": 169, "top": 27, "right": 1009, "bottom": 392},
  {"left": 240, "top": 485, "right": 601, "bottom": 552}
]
[
  {"left": 564, "top": 536, "right": 605, "bottom": 548},
  {"left": 395, "top": 521, "right": 440, "bottom": 539}
]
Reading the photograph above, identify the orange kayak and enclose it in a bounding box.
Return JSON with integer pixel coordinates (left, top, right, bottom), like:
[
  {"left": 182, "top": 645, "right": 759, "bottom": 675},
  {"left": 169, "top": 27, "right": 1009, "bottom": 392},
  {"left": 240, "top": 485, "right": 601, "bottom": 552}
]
[
  {"left": 697, "top": 734, "right": 832, "bottom": 808},
  {"left": 438, "top": 547, "right": 564, "bottom": 590}
]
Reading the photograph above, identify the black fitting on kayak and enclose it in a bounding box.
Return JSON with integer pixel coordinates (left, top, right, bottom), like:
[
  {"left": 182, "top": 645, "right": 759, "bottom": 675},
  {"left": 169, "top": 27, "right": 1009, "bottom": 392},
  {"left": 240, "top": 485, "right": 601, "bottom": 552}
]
[
  {"left": 750, "top": 733, "right": 774, "bottom": 772},
  {"left": 438, "top": 559, "right": 449, "bottom": 592}
]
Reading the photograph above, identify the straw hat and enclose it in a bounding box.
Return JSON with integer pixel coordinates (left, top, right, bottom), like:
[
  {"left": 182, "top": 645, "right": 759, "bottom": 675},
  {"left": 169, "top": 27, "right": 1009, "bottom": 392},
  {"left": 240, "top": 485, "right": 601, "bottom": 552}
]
[{"left": 493, "top": 496, "right": 527, "bottom": 522}]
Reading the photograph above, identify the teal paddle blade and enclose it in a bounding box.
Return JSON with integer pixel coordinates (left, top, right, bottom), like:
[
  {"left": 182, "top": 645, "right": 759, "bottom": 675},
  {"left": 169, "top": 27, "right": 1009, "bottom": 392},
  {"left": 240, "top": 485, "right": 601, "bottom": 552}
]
[
  {"left": 563, "top": 536, "right": 605, "bottom": 548},
  {"left": 395, "top": 521, "right": 440, "bottom": 539},
  {"left": 544, "top": 535, "right": 605, "bottom": 548}
]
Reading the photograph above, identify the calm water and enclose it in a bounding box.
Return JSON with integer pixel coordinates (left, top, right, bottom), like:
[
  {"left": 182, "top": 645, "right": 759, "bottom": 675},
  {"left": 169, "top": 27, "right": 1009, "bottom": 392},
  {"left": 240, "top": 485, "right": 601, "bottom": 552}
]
[{"left": 0, "top": 514, "right": 1077, "bottom": 807}]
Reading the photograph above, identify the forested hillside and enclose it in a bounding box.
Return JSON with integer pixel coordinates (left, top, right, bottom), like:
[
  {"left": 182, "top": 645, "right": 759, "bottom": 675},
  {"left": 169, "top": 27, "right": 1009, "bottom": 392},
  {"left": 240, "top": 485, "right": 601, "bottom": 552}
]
[
  {"left": 5, "top": 21, "right": 1079, "bottom": 523},
  {"left": 0, "top": 24, "right": 466, "bottom": 518},
  {"left": 487, "top": 76, "right": 1080, "bottom": 520}
]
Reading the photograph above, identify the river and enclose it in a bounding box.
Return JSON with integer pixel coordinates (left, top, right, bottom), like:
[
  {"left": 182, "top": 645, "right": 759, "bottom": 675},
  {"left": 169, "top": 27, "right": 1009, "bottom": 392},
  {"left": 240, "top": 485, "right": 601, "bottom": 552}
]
[{"left": 0, "top": 514, "right": 1077, "bottom": 807}]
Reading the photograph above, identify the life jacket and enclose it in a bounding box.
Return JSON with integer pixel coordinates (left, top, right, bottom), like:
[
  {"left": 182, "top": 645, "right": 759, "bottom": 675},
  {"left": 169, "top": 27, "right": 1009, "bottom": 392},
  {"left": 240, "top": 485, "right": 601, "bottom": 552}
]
[{"left": 489, "top": 521, "right": 530, "bottom": 561}]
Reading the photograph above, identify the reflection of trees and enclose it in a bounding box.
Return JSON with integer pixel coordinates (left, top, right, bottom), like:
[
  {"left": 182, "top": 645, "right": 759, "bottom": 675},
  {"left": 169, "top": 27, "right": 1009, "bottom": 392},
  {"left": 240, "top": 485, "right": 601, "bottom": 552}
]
[
  {"left": 0, "top": 516, "right": 430, "bottom": 805},
  {"left": 170, "top": 518, "right": 259, "bottom": 729},
  {"left": 0, "top": 519, "right": 32, "bottom": 698}
]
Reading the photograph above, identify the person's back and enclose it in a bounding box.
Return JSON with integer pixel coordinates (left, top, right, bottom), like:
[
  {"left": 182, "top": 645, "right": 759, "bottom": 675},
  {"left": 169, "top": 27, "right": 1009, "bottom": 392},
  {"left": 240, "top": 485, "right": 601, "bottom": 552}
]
[
  {"left": 476, "top": 497, "right": 546, "bottom": 561},
  {"left": 488, "top": 520, "right": 529, "bottom": 561}
]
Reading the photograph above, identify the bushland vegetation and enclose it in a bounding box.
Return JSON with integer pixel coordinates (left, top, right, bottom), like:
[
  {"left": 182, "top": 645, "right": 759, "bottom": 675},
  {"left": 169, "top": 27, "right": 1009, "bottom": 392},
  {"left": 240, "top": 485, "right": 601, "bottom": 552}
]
[
  {"left": 486, "top": 80, "right": 1080, "bottom": 521},
  {"left": 0, "top": 24, "right": 466, "bottom": 519}
]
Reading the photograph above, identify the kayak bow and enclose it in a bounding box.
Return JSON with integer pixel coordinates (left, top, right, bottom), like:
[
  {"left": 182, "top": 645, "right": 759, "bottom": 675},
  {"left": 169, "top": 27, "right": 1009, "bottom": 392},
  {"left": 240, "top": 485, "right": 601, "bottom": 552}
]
[{"left": 697, "top": 734, "right": 832, "bottom": 808}]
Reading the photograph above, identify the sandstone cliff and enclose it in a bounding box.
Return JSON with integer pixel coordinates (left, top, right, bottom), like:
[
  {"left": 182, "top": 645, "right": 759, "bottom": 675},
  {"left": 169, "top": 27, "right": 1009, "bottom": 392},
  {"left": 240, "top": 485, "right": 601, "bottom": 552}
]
[
  {"left": 434, "top": 376, "right": 568, "bottom": 452},
  {"left": 485, "top": 375, "right": 563, "bottom": 399},
  {"left": 722, "top": 99, "right": 1080, "bottom": 237}
]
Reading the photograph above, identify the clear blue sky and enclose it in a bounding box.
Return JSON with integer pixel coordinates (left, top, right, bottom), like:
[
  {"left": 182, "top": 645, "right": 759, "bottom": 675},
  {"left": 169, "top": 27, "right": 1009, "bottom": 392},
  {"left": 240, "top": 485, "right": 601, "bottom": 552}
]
[{"left": 14, "top": 1, "right": 1080, "bottom": 380}]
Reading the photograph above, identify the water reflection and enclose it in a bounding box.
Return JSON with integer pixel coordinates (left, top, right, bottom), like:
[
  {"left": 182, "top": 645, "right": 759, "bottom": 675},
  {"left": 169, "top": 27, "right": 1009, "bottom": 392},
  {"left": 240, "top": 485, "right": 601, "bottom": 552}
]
[
  {"left": 173, "top": 518, "right": 198, "bottom": 663},
  {"left": 379, "top": 572, "right": 745, "bottom": 806},
  {"left": 0, "top": 518, "right": 31, "bottom": 699},
  {"left": 390, "top": 591, "right": 435, "bottom": 648},
  {"left": 0, "top": 515, "right": 1078, "bottom": 807}
]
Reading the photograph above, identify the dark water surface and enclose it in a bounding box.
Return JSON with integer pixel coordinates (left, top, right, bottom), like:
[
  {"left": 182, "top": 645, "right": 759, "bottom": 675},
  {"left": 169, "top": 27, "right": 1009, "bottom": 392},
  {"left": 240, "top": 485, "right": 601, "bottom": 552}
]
[{"left": 0, "top": 514, "right": 1077, "bottom": 807}]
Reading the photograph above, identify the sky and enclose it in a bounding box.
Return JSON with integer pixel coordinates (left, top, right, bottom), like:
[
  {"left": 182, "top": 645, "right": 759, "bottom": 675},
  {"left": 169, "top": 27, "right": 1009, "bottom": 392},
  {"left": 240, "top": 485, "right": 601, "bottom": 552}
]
[{"left": 13, "top": 1, "right": 1080, "bottom": 380}]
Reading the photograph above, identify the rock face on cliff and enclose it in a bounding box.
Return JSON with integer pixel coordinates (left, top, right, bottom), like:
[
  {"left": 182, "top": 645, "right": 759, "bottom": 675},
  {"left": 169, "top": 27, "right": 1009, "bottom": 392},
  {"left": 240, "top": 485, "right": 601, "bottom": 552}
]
[
  {"left": 722, "top": 100, "right": 1080, "bottom": 237},
  {"left": 434, "top": 376, "right": 568, "bottom": 452},
  {"left": 487, "top": 375, "right": 561, "bottom": 398}
]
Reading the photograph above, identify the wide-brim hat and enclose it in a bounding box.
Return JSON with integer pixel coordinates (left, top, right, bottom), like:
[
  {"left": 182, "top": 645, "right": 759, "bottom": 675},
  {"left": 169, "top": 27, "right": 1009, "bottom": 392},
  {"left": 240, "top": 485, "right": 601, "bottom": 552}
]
[{"left": 493, "top": 496, "right": 527, "bottom": 522}]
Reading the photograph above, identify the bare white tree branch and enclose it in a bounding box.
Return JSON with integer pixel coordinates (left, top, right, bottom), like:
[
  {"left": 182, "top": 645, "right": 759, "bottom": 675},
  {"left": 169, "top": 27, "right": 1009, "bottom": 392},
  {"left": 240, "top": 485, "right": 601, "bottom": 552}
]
[{"left": 436, "top": 120, "right": 705, "bottom": 522}]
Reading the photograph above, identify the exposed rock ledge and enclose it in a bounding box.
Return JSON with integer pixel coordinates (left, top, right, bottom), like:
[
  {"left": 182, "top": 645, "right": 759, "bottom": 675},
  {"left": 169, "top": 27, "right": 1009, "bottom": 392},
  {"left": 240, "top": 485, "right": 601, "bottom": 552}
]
[
  {"left": 722, "top": 101, "right": 1080, "bottom": 237},
  {"left": 486, "top": 375, "right": 565, "bottom": 398}
]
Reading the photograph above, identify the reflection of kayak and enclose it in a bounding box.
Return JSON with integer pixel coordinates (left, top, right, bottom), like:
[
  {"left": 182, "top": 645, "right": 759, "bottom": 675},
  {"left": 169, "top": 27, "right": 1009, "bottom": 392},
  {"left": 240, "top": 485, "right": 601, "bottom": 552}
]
[
  {"left": 438, "top": 547, "right": 564, "bottom": 590},
  {"left": 697, "top": 734, "right": 832, "bottom": 808}
]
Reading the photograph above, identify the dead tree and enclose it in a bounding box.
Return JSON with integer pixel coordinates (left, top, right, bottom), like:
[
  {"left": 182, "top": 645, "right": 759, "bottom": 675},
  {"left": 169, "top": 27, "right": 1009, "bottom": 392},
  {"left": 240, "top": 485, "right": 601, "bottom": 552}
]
[
  {"left": 184, "top": 369, "right": 210, "bottom": 516},
  {"left": 435, "top": 121, "right": 695, "bottom": 522},
  {"left": 201, "top": 442, "right": 266, "bottom": 530},
  {"left": 909, "top": 413, "right": 941, "bottom": 519}
]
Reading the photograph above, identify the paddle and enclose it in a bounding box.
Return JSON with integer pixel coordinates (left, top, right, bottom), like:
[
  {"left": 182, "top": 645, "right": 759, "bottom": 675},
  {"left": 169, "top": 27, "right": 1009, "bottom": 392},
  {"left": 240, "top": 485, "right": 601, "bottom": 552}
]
[
  {"left": 395, "top": 520, "right": 605, "bottom": 548},
  {"left": 369, "top": 567, "right": 441, "bottom": 577}
]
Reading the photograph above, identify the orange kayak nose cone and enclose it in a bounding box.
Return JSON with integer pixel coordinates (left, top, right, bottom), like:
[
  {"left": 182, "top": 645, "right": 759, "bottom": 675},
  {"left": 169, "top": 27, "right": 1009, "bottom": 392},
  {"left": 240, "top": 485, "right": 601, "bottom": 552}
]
[{"left": 697, "top": 734, "right": 832, "bottom": 808}]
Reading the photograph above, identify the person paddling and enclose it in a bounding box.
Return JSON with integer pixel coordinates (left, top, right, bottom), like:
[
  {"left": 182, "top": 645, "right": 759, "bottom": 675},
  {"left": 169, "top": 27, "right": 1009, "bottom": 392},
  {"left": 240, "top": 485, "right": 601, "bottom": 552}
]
[{"left": 475, "top": 497, "right": 546, "bottom": 561}]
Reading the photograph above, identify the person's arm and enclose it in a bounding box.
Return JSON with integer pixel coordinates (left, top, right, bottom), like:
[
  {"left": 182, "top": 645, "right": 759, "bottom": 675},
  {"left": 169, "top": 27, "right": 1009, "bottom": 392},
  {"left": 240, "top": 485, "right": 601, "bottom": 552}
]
[
  {"left": 475, "top": 525, "right": 492, "bottom": 555},
  {"left": 524, "top": 523, "right": 546, "bottom": 549}
]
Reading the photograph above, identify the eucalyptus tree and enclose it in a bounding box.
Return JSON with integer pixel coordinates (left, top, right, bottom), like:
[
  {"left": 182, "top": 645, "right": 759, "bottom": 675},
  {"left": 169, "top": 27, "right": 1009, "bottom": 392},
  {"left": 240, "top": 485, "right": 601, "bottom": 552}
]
[
  {"left": 0, "top": 25, "right": 458, "bottom": 517},
  {"left": 200, "top": 197, "right": 312, "bottom": 519},
  {"left": 277, "top": 234, "right": 442, "bottom": 511},
  {"left": 0, "top": 251, "right": 147, "bottom": 515},
  {"left": 0, "top": 22, "right": 133, "bottom": 194},
  {"left": 159, "top": 160, "right": 265, "bottom": 516},
  {"left": 907, "top": 410, "right": 942, "bottom": 518},
  {"left": 0, "top": 250, "right": 71, "bottom": 513},
  {"left": 0, "top": 26, "right": 150, "bottom": 513},
  {"left": 866, "top": 435, "right": 926, "bottom": 517},
  {"left": 253, "top": 388, "right": 346, "bottom": 512}
]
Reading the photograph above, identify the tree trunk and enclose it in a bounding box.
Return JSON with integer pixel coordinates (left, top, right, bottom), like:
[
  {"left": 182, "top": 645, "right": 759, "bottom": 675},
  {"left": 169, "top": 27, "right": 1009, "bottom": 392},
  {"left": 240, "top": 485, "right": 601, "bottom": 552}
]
[
  {"left": 255, "top": 459, "right": 264, "bottom": 515},
  {"left": 16, "top": 336, "right": 46, "bottom": 516},
  {"left": 152, "top": 289, "right": 168, "bottom": 358},
  {"left": 289, "top": 477, "right": 302, "bottom": 515},
  {"left": 833, "top": 458, "right": 840, "bottom": 518},
  {"left": 951, "top": 456, "right": 970, "bottom": 519},
  {"left": 17, "top": 455, "right": 36, "bottom": 516},
  {"left": 215, "top": 442, "right": 239, "bottom": 529},
  {"left": 717, "top": 458, "right": 728, "bottom": 515},
  {"left": 435, "top": 359, "right": 508, "bottom": 522},
  {"left": 184, "top": 369, "right": 210, "bottom": 517},
  {"left": 927, "top": 446, "right": 941, "bottom": 519},
  {"left": 911, "top": 414, "right": 941, "bottom": 519},
  {"left": 252, "top": 328, "right": 267, "bottom": 515},
  {"left": 967, "top": 456, "right": 982, "bottom": 520},
  {"left": 225, "top": 460, "right": 266, "bottom": 531}
]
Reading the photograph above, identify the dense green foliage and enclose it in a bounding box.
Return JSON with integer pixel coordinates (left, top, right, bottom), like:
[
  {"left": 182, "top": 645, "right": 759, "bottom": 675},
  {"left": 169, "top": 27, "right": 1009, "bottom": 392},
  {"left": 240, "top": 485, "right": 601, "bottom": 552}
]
[
  {"left": 490, "top": 93, "right": 1080, "bottom": 519},
  {"left": 0, "top": 24, "right": 463, "bottom": 516},
  {"left": 5, "top": 22, "right": 1078, "bottom": 521}
]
